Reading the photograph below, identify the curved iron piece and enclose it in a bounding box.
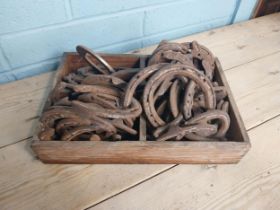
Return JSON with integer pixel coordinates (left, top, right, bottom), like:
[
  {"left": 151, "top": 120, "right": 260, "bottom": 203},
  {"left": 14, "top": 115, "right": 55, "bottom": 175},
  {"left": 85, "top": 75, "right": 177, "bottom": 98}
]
[{"left": 76, "top": 45, "right": 115, "bottom": 74}]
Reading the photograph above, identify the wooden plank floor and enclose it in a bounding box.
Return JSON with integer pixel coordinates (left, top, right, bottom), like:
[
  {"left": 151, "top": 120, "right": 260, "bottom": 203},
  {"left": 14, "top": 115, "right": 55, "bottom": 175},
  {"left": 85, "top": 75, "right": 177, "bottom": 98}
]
[{"left": 0, "top": 13, "right": 280, "bottom": 210}]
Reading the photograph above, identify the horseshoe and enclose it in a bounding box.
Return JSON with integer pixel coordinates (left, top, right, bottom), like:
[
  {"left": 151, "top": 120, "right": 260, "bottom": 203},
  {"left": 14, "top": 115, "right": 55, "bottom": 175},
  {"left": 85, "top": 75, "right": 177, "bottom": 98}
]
[
  {"left": 54, "top": 97, "right": 72, "bottom": 106},
  {"left": 40, "top": 106, "right": 82, "bottom": 128},
  {"left": 72, "top": 99, "right": 142, "bottom": 119},
  {"left": 63, "top": 73, "right": 84, "bottom": 84},
  {"left": 81, "top": 74, "right": 126, "bottom": 89},
  {"left": 187, "top": 110, "right": 230, "bottom": 138},
  {"left": 169, "top": 79, "right": 180, "bottom": 118},
  {"left": 169, "top": 77, "right": 188, "bottom": 118},
  {"left": 78, "top": 93, "right": 119, "bottom": 109},
  {"left": 157, "top": 123, "right": 218, "bottom": 141},
  {"left": 217, "top": 99, "right": 224, "bottom": 110},
  {"left": 76, "top": 45, "right": 115, "bottom": 74},
  {"left": 111, "top": 119, "right": 137, "bottom": 135},
  {"left": 193, "top": 86, "right": 227, "bottom": 109},
  {"left": 214, "top": 86, "right": 227, "bottom": 101},
  {"left": 41, "top": 105, "right": 117, "bottom": 134},
  {"left": 152, "top": 42, "right": 189, "bottom": 55},
  {"left": 111, "top": 68, "right": 140, "bottom": 81},
  {"left": 50, "top": 82, "right": 71, "bottom": 103},
  {"left": 190, "top": 41, "right": 215, "bottom": 80},
  {"left": 154, "top": 77, "right": 173, "bottom": 99},
  {"left": 122, "top": 63, "right": 166, "bottom": 107},
  {"left": 55, "top": 118, "right": 90, "bottom": 135},
  {"left": 61, "top": 125, "right": 108, "bottom": 141},
  {"left": 76, "top": 66, "right": 96, "bottom": 76},
  {"left": 162, "top": 51, "right": 193, "bottom": 65},
  {"left": 148, "top": 44, "right": 190, "bottom": 66},
  {"left": 155, "top": 99, "right": 167, "bottom": 116},
  {"left": 64, "top": 83, "right": 123, "bottom": 96},
  {"left": 143, "top": 64, "right": 216, "bottom": 127},
  {"left": 153, "top": 114, "right": 184, "bottom": 138},
  {"left": 38, "top": 127, "right": 55, "bottom": 141},
  {"left": 183, "top": 80, "right": 196, "bottom": 120},
  {"left": 222, "top": 101, "right": 229, "bottom": 113}
]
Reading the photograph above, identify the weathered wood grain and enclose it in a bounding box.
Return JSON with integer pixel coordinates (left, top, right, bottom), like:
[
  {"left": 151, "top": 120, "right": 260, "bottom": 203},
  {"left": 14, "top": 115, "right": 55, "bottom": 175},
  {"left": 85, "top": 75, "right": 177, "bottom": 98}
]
[
  {"left": 0, "top": 142, "right": 172, "bottom": 210},
  {"left": 88, "top": 116, "right": 280, "bottom": 210},
  {"left": 139, "top": 13, "right": 280, "bottom": 70},
  {"left": 225, "top": 51, "right": 280, "bottom": 129},
  {"left": 32, "top": 141, "right": 250, "bottom": 164},
  {"left": 0, "top": 73, "right": 55, "bottom": 148}
]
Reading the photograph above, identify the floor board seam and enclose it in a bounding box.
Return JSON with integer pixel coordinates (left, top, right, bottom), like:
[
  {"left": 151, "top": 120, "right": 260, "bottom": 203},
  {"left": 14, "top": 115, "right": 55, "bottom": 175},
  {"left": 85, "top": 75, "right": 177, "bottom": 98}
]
[
  {"left": 0, "top": 136, "right": 31, "bottom": 149},
  {"left": 247, "top": 113, "right": 280, "bottom": 132},
  {"left": 84, "top": 164, "right": 178, "bottom": 210},
  {"left": 224, "top": 50, "right": 280, "bottom": 72}
]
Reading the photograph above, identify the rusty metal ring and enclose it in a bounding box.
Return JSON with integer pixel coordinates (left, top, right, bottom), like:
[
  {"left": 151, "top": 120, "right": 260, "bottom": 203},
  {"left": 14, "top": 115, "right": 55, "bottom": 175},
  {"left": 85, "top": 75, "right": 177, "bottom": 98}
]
[{"left": 76, "top": 45, "right": 115, "bottom": 74}]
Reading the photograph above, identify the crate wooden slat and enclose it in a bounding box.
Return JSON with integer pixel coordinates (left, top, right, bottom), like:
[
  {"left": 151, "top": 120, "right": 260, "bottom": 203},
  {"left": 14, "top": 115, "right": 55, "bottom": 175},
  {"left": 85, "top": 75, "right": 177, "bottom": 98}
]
[{"left": 31, "top": 52, "right": 250, "bottom": 164}]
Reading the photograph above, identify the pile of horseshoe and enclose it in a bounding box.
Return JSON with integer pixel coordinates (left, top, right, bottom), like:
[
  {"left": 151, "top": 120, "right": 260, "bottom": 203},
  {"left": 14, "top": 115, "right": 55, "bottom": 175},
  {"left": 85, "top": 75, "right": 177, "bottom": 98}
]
[{"left": 39, "top": 40, "right": 231, "bottom": 142}]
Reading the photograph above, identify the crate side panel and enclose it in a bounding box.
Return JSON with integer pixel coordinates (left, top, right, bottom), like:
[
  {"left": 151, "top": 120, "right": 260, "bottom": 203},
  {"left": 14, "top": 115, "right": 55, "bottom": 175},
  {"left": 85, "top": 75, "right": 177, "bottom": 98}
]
[{"left": 32, "top": 141, "right": 250, "bottom": 164}]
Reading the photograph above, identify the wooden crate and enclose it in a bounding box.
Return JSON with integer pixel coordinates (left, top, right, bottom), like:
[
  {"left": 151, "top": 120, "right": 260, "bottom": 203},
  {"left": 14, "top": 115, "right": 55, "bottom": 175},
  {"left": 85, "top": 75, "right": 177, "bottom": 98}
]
[{"left": 31, "top": 52, "right": 250, "bottom": 164}]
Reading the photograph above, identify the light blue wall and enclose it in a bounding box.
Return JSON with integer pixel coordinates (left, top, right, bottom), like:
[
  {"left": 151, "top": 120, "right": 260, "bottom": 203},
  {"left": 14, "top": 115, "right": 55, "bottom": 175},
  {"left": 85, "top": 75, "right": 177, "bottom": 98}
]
[{"left": 0, "top": 0, "right": 257, "bottom": 83}]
